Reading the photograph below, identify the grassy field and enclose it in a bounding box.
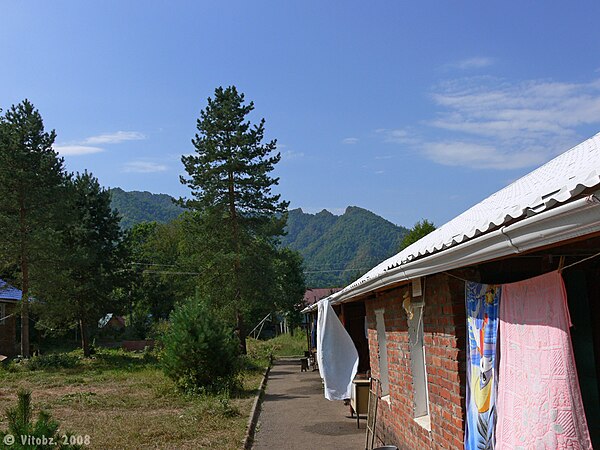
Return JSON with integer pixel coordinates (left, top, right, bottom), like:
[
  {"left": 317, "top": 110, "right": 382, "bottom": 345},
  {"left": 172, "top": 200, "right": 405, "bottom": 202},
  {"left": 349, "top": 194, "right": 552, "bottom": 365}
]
[
  {"left": 0, "top": 348, "right": 267, "bottom": 450},
  {"left": 0, "top": 332, "right": 306, "bottom": 450},
  {"left": 247, "top": 330, "right": 308, "bottom": 358}
]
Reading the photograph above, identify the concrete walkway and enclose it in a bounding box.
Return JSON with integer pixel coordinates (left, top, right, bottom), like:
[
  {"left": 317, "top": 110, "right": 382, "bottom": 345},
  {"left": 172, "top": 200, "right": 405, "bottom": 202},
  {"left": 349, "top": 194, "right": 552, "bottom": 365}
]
[{"left": 253, "top": 358, "right": 365, "bottom": 450}]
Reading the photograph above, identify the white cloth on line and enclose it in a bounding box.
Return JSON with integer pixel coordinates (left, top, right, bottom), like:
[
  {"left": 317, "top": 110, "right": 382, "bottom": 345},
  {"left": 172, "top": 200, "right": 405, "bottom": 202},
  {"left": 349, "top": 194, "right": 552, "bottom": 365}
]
[{"left": 316, "top": 298, "right": 359, "bottom": 400}]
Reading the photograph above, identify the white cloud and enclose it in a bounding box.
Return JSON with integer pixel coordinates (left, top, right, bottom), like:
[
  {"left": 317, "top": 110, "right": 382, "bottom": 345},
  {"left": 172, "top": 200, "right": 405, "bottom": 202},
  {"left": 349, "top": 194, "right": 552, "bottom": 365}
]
[
  {"left": 54, "top": 145, "right": 104, "bottom": 156},
  {"left": 376, "top": 128, "right": 418, "bottom": 144},
  {"left": 342, "top": 137, "right": 359, "bottom": 144},
  {"left": 418, "top": 76, "right": 600, "bottom": 169},
  {"left": 281, "top": 150, "right": 305, "bottom": 160},
  {"left": 430, "top": 78, "right": 600, "bottom": 140},
  {"left": 450, "top": 57, "right": 495, "bottom": 70},
  {"left": 421, "top": 141, "right": 548, "bottom": 170},
  {"left": 84, "top": 131, "right": 146, "bottom": 145},
  {"left": 122, "top": 161, "right": 168, "bottom": 173},
  {"left": 54, "top": 130, "right": 146, "bottom": 157}
]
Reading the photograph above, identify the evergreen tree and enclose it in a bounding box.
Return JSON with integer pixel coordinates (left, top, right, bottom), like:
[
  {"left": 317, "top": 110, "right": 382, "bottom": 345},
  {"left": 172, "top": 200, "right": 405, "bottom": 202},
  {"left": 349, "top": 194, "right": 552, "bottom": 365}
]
[
  {"left": 180, "top": 86, "right": 289, "bottom": 353},
  {"left": 38, "top": 171, "right": 124, "bottom": 357},
  {"left": 0, "top": 101, "right": 66, "bottom": 357},
  {"left": 0, "top": 390, "right": 82, "bottom": 450},
  {"left": 162, "top": 297, "right": 240, "bottom": 393}
]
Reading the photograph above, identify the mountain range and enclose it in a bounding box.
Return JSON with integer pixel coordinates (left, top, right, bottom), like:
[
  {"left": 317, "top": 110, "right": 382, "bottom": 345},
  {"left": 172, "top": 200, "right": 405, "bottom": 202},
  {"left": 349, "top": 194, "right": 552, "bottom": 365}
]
[{"left": 109, "top": 189, "right": 408, "bottom": 287}]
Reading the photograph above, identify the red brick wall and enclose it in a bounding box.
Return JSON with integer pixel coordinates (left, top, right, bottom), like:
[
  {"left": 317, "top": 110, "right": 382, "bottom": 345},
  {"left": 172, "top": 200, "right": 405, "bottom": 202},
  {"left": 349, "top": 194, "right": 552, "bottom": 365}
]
[
  {"left": 0, "top": 302, "right": 18, "bottom": 357},
  {"left": 365, "top": 273, "right": 466, "bottom": 449}
]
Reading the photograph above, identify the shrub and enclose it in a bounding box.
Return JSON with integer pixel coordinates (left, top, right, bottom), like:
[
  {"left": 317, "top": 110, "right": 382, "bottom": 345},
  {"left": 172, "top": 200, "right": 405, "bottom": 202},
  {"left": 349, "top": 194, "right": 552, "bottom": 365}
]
[
  {"left": 161, "top": 298, "right": 240, "bottom": 394},
  {"left": 0, "top": 390, "right": 83, "bottom": 449},
  {"left": 26, "top": 353, "right": 80, "bottom": 371}
]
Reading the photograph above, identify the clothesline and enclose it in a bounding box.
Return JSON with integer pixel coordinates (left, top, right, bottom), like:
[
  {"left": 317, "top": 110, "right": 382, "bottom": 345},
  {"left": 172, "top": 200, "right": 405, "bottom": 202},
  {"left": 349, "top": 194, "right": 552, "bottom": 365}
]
[
  {"left": 560, "top": 249, "right": 600, "bottom": 272},
  {"left": 441, "top": 250, "right": 600, "bottom": 284}
]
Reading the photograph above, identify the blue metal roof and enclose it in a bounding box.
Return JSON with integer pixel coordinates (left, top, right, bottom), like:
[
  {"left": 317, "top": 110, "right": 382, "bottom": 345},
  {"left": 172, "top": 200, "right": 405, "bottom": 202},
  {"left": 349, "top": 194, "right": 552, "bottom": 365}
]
[{"left": 0, "top": 279, "right": 22, "bottom": 301}]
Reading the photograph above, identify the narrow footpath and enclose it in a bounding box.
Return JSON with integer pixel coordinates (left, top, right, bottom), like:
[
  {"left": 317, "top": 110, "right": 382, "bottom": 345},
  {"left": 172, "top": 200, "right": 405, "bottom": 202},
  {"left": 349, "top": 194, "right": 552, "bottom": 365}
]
[{"left": 252, "top": 358, "right": 365, "bottom": 450}]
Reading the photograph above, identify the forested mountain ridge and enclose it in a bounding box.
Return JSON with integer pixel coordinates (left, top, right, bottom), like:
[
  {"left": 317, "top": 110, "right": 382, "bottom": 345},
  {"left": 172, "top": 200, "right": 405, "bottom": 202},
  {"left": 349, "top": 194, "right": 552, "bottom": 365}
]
[
  {"left": 109, "top": 188, "right": 184, "bottom": 229},
  {"left": 109, "top": 189, "right": 409, "bottom": 287},
  {"left": 282, "top": 207, "right": 409, "bottom": 287}
]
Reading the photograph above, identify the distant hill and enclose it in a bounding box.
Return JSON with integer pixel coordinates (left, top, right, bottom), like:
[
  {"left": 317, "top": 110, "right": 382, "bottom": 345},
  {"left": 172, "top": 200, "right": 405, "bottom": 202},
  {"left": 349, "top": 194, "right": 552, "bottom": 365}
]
[
  {"left": 109, "top": 188, "right": 184, "bottom": 229},
  {"left": 109, "top": 189, "right": 409, "bottom": 288},
  {"left": 283, "top": 207, "right": 409, "bottom": 288}
]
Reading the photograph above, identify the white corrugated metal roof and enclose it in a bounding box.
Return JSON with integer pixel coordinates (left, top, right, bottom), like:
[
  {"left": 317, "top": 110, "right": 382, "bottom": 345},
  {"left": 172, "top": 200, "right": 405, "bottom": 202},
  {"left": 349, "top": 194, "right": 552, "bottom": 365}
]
[{"left": 325, "top": 132, "right": 600, "bottom": 306}]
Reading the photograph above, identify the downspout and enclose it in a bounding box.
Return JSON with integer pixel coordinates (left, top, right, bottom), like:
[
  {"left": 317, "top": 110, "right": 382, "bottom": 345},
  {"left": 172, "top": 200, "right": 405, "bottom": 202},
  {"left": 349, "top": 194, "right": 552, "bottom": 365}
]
[{"left": 500, "top": 225, "right": 521, "bottom": 254}]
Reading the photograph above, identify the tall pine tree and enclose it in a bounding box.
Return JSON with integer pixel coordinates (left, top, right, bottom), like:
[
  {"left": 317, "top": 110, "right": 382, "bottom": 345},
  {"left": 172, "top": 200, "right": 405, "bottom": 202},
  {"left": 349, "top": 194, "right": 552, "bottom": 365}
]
[
  {"left": 0, "top": 101, "right": 66, "bottom": 357},
  {"left": 180, "top": 86, "right": 289, "bottom": 353}
]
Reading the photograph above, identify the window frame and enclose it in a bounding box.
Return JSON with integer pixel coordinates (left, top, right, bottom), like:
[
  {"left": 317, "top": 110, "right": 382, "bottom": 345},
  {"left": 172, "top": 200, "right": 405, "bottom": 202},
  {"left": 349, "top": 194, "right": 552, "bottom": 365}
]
[{"left": 374, "top": 308, "right": 390, "bottom": 397}]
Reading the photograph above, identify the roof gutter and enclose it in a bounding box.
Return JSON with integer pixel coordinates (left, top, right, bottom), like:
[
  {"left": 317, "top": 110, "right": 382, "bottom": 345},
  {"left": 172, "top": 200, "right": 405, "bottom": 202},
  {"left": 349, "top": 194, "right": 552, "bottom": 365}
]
[{"left": 303, "top": 194, "right": 600, "bottom": 313}]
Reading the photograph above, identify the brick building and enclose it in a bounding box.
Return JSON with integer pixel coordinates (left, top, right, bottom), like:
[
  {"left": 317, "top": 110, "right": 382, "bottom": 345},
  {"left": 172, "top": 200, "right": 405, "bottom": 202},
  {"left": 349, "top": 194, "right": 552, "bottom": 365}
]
[
  {"left": 0, "top": 278, "right": 21, "bottom": 357},
  {"left": 309, "top": 133, "right": 600, "bottom": 448}
]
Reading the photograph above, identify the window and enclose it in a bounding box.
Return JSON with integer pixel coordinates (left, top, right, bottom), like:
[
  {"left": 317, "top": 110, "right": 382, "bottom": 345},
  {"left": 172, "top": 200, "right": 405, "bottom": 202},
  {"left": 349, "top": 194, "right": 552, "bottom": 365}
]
[
  {"left": 408, "top": 301, "right": 430, "bottom": 420},
  {"left": 374, "top": 308, "right": 390, "bottom": 397},
  {"left": 0, "top": 303, "right": 5, "bottom": 326}
]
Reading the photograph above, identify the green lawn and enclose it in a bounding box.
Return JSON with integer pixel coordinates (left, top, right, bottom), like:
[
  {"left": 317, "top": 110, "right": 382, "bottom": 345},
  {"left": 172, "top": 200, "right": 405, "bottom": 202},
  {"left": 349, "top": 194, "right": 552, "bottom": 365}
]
[
  {"left": 0, "top": 332, "right": 305, "bottom": 449},
  {"left": 0, "top": 348, "right": 266, "bottom": 450}
]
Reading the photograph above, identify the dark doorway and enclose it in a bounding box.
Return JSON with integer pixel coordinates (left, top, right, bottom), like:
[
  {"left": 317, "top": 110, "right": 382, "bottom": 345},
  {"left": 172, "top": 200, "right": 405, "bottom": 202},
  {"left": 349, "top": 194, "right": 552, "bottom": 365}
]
[
  {"left": 342, "top": 301, "right": 370, "bottom": 374},
  {"left": 564, "top": 269, "right": 600, "bottom": 447}
]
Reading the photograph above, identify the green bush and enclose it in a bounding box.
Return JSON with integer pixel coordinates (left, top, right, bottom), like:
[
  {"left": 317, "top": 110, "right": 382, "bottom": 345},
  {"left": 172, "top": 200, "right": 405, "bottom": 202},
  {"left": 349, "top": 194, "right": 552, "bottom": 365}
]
[
  {"left": 26, "top": 353, "right": 80, "bottom": 371},
  {"left": 0, "top": 390, "right": 83, "bottom": 449},
  {"left": 161, "top": 298, "right": 240, "bottom": 394}
]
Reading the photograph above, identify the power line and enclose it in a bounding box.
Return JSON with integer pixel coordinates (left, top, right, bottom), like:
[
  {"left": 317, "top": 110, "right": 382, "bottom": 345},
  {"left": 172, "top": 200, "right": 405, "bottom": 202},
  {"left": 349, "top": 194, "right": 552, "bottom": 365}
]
[
  {"left": 303, "top": 268, "right": 370, "bottom": 274},
  {"left": 142, "top": 270, "right": 200, "bottom": 276}
]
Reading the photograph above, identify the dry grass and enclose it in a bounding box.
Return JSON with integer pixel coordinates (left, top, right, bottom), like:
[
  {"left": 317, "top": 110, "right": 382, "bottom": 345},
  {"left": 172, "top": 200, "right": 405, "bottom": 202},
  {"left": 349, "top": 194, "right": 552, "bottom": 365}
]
[{"left": 0, "top": 349, "right": 266, "bottom": 450}]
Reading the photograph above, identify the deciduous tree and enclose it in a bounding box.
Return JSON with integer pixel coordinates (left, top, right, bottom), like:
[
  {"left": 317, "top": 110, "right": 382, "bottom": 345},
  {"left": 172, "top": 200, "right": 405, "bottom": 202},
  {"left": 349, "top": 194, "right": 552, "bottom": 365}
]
[{"left": 399, "top": 219, "right": 436, "bottom": 251}]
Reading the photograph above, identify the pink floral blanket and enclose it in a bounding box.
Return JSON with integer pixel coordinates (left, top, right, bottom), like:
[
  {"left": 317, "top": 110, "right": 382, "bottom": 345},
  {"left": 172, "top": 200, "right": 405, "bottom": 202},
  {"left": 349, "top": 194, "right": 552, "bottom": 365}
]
[{"left": 496, "top": 271, "right": 592, "bottom": 449}]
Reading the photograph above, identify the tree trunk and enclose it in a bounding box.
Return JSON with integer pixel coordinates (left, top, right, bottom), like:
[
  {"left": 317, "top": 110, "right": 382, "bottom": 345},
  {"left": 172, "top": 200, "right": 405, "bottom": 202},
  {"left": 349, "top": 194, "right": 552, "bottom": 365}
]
[
  {"left": 228, "top": 169, "right": 247, "bottom": 354},
  {"left": 20, "top": 282, "right": 30, "bottom": 358},
  {"left": 236, "top": 308, "right": 247, "bottom": 355},
  {"left": 80, "top": 318, "right": 90, "bottom": 357},
  {"left": 19, "top": 194, "right": 30, "bottom": 358}
]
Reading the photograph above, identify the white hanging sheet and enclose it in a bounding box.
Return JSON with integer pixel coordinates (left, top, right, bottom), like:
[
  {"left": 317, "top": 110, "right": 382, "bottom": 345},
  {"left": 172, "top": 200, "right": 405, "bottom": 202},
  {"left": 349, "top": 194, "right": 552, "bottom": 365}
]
[{"left": 316, "top": 298, "right": 359, "bottom": 401}]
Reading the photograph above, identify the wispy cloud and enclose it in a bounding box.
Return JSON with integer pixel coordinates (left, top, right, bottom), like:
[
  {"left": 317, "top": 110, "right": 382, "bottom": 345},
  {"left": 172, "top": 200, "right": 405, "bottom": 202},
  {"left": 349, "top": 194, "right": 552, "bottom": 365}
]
[
  {"left": 281, "top": 150, "right": 305, "bottom": 161},
  {"left": 449, "top": 57, "right": 495, "bottom": 70},
  {"left": 54, "top": 130, "right": 146, "bottom": 157},
  {"left": 421, "top": 141, "right": 547, "bottom": 170},
  {"left": 416, "top": 76, "right": 600, "bottom": 169},
  {"left": 84, "top": 131, "right": 145, "bottom": 145},
  {"left": 376, "top": 128, "right": 418, "bottom": 145},
  {"left": 342, "top": 137, "right": 359, "bottom": 145},
  {"left": 54, "top": 145, "right": 104, "bottom": 156},
  {"left": 122, "top": 161, "right": 168, "bottom": 173}
]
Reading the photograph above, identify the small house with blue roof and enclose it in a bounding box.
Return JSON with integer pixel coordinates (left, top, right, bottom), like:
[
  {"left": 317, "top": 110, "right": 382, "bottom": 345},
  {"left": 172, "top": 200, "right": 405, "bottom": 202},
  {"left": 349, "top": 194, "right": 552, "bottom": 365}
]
[{"left": 0, "top": 278, "right": 21, "bottom": 357}]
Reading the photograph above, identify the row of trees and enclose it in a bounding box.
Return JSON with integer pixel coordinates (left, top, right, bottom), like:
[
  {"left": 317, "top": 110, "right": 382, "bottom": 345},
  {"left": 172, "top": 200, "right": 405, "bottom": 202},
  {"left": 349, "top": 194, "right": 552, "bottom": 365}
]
[
  {"left": 0, "top": 89, "right": 306, "bottom": 360},
  {"left": 0, "top": 101, "right": 124, "bottom": 357}
]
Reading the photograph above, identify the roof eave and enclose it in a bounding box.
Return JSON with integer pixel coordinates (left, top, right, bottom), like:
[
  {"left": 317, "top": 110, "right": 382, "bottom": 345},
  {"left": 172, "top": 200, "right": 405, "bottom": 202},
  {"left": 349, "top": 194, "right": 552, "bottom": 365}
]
[{"left": 303, "top": 193, "right": 600, "bottom": 312}]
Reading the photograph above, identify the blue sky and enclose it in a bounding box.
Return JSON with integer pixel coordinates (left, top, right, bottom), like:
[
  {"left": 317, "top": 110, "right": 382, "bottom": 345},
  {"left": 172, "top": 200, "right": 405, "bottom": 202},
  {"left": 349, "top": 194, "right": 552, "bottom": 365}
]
[{"left": 2, "top": 1, "right": 600, "bottom": 228}]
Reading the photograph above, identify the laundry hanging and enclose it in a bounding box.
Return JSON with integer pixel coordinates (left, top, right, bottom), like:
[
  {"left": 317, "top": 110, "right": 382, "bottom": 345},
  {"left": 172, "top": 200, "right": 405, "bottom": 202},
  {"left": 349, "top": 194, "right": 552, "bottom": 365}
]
[
  {"left": 316, "top": 298, "right": 359, "bottom": 401},
  {"left": 465, "top": 282, "right": 500, "bottom": 450},
  {"left": 496, "top": 271, "right": 592, "bottom": 449}
]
